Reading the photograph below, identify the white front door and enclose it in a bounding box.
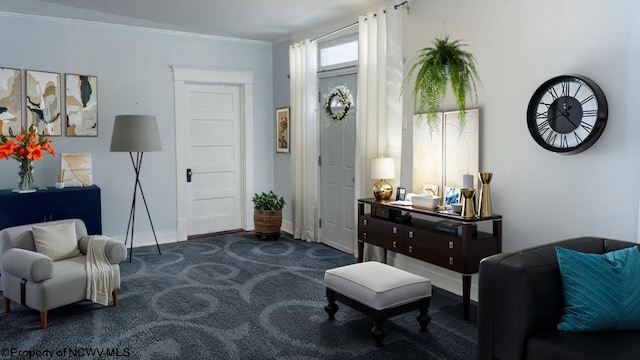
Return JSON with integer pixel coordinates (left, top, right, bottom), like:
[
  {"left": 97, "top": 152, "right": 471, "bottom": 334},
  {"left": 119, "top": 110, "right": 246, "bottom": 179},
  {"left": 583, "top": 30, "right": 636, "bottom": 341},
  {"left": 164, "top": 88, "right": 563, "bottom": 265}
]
[
  {"left": 185, "top": 83, "right": 242, "bottom": 236},
  {"left": 318, "top": 68, "right": 357, "bottom": 254}
]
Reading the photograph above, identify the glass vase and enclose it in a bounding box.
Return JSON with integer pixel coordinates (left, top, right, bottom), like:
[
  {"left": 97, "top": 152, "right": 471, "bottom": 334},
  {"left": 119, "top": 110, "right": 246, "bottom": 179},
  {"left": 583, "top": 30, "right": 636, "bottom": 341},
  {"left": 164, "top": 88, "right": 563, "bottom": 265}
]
[{"left": 16, "top": 159, "right": 36, "bottom": 193}]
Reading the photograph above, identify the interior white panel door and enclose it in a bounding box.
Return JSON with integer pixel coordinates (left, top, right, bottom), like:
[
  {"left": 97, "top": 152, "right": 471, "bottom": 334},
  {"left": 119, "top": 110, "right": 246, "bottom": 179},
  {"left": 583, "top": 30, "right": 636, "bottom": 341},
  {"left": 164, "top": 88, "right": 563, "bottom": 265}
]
[{"left": 186, "top": 84, "right": 242, "bottom": 236}]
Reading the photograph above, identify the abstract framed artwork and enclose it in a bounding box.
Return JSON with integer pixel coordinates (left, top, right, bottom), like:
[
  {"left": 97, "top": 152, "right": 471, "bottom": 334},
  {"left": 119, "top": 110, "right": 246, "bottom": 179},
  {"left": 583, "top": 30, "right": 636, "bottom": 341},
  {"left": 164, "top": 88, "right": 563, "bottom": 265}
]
[
  {"left": 61, "top": 152, "right": 93, "bottom": 187},
  {"left": 0, "top": 67, "right": 22, "bottom": 136},
  {"left": 26, "top": 70, "right": 62, "bottom": 136},
  {"left": 66, "top": 74, "right": 98, "bottom": 136},
  {"left": 276, "top": 106, "right": 290, "bottom": 153}
]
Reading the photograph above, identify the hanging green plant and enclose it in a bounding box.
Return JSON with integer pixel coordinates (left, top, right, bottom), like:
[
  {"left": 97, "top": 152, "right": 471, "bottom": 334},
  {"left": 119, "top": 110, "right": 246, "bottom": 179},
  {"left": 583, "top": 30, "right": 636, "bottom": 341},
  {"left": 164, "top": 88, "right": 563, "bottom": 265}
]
[{"left": 406, "top": 36, "right": 480, "bottom": 133}]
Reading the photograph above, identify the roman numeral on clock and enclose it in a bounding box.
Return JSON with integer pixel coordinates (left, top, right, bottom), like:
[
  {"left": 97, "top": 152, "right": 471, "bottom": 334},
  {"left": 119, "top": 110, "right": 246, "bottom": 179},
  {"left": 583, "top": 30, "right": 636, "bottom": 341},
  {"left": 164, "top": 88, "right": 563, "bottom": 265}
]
[
  {"left": 580, "top": 94, "right": 595, "bottom": 105},
  {"left": 561, "top": 81, "right": 570, "bottom": 97}
]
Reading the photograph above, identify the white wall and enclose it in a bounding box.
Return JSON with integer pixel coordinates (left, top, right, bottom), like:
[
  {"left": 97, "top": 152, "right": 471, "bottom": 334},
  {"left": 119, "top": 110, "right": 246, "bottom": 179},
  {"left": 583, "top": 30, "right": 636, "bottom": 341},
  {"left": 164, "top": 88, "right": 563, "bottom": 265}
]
[
  {"left": 0, "top": 12, "right": 274, "bottom": 246},
  {"left": 393, "top": 0, "right": 640, "bottom": 298},
  {"left": 401, "top": 0, "right": 640, "bottom": 251}
]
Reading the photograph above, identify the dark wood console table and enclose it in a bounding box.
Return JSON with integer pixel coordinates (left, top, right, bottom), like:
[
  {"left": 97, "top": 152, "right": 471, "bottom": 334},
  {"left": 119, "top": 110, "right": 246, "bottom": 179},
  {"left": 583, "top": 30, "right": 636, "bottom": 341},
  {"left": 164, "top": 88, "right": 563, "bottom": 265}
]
[
  {"left": 357, "top": 198, "right": 502, "bottom": 320},
  {"left": 0, "top": 185, "right": 102, "bottom": 234}
]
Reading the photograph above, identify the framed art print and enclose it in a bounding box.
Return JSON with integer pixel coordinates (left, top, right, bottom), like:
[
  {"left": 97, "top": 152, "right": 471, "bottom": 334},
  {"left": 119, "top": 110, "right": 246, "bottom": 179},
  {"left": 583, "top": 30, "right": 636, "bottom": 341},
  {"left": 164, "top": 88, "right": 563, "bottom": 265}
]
[
  {"left": 276, "top": 106, "right": 290, "bottom": 153},
  {"left": 66, "top": 74, "right": 98, "bottom": 136},
  {"left": 0, "top": 67, "right": 22, "bottom": 136},
  {"left": 61, "top": 152, "right": 93, "bottom": 187},
  {"left": 26, "top": 70, "right": 62, "bottom": 136}
]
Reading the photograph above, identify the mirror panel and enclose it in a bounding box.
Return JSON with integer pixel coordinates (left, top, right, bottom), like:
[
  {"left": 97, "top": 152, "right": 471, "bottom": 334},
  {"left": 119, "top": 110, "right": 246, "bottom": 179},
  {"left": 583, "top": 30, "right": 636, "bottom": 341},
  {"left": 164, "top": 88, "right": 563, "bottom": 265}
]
[{"left": 412, "top": 109, "right": 479, "bottom": 202}]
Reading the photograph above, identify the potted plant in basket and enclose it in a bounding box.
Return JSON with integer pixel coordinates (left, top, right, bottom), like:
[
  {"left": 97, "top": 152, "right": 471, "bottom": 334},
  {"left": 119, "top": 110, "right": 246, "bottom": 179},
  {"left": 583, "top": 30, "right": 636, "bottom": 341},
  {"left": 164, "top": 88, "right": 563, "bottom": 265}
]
[
  {"left": 406, "top": 35, "right": 481, "bottom": 133},
  {"left": 252, "top": 190, "right": 286, "bottom": 240}
]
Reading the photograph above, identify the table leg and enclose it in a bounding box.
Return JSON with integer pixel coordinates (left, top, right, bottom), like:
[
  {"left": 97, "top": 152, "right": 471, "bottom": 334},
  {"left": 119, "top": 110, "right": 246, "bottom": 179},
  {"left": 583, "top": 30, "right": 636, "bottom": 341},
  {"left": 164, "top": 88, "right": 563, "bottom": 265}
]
[
  {"left": 462, "top": 274, "right": 472, "bottom": 320},
  {"left": 357, "top": 241, "right": 364, "bottom": 263}
]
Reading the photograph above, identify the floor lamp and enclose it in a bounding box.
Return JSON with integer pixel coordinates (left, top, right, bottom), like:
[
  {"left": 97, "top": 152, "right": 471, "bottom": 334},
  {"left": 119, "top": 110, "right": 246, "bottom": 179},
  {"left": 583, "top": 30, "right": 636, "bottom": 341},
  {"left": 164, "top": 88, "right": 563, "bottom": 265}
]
[{"left": 110, "top": 115, "right": 162, "bottom": 262}]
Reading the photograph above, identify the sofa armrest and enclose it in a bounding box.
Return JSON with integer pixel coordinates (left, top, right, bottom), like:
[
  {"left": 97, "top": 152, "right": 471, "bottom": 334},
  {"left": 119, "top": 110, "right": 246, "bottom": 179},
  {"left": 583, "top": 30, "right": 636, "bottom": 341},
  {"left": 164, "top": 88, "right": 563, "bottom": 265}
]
[
  {"left": 78, "top": 236, "right": 127, "bottom": 264},
  {"left": 0, "top": 248, "right": 53, "bottom": 283},
  {"left": 478, "top": 236, "right": 638, "bottom": 360}
]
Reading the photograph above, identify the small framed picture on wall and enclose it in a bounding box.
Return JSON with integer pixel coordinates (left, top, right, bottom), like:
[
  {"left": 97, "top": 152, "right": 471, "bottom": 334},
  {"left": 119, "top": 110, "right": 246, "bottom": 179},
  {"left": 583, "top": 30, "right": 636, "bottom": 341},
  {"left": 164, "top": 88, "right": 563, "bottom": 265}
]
[{"left": 276, "top": 106, "right": 290, "bottom": 153}]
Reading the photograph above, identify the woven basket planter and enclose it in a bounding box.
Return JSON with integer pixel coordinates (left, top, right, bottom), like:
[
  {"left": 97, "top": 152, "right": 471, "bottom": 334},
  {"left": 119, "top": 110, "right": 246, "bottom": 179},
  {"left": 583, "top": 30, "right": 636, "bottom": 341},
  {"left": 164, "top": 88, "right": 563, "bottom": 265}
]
[{"left": 254, "top": 208, "right": 282, "bottom": 236}]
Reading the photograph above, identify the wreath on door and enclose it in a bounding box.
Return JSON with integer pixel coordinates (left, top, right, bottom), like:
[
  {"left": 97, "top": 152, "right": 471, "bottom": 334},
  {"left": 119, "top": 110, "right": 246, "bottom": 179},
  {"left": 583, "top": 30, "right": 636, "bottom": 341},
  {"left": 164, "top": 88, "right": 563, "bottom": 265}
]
[{"left": 323, "top": 85, "right": 353, "bottom": 122}]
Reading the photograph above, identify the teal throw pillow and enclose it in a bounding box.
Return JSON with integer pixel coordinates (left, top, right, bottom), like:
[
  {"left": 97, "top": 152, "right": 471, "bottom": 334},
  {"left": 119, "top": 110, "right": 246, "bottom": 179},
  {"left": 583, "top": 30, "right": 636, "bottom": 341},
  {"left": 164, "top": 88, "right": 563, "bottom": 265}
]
[{"left": 556, "top": 245, "right": 640, "bottom": 331}]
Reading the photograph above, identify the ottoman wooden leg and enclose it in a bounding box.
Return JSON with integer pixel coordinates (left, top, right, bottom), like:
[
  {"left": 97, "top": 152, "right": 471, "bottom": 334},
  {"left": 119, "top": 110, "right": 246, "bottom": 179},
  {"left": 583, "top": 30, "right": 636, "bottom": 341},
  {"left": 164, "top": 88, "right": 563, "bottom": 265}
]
[
  {"left": 3, "top": 297, "right": 9, "bottom": 313},
  {"left": 371, "top": 321, "right": 387, "bottom": 346},
  {"left": 416, "top": 297, "right": 431, "bottom": 331},
  {"left": 324, "top": 288, "right": 339, "bottom": 320}
]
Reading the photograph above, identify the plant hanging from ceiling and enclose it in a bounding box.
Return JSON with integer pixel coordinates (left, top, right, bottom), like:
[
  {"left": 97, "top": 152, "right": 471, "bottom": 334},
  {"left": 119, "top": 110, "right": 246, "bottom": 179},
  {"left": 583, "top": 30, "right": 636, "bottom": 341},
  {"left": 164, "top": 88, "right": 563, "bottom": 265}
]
[
  {"left": 406, "top": 35, "right": 480, "bottom": 133},
  {"left": 323, "top": 85, "right": 353, "bottom": 123}
]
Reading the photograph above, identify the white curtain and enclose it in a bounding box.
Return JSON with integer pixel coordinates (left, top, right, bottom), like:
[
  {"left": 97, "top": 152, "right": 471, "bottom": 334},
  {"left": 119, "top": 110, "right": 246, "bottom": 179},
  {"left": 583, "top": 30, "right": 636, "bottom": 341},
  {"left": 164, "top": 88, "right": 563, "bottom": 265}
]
[
  {"left": 289, "top": 40, "right": 319, "bottom": 242},
  {"left": 355, "top": 3, "right": 404, "bottom": 259}
]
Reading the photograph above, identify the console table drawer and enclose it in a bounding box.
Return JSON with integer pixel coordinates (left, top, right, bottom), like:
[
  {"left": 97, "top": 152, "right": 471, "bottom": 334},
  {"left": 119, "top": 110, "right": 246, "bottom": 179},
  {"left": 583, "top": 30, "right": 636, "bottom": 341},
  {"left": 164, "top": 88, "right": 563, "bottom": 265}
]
[
  {"left": 403, "top": 228, "right": 463, "bottom": 271},
  {"left": 358, "top": 215, "right": 401, "bottom": 248}
]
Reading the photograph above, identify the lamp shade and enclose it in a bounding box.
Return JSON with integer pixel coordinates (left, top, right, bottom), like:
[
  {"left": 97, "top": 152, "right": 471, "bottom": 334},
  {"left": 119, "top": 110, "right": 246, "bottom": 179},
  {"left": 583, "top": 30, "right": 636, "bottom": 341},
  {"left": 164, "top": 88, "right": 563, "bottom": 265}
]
[
  {"left": 371, "top": 157, "right": 395, "bottom": 180},
  {"left": 110, "top": 115, "right": 162, "bottom": 152}
]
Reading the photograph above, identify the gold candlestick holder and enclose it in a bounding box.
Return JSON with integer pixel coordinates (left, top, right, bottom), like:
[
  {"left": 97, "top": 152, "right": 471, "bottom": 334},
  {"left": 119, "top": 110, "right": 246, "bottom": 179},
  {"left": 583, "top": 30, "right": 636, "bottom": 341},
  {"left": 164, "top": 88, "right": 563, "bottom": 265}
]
[
  {"left": 479, "top": 172, "right": 493, "bottom": 217},
  {"left": 460, "top": 188, "right": 476, "bottom": 219}
]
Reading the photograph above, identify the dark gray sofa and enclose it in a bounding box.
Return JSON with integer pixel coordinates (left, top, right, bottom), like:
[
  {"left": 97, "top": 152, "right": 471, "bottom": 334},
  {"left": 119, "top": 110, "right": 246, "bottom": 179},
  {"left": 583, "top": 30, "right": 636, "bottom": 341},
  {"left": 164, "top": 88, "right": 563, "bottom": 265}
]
[{"left": 478, "top": 236, "right": 640, "bottom": 360}]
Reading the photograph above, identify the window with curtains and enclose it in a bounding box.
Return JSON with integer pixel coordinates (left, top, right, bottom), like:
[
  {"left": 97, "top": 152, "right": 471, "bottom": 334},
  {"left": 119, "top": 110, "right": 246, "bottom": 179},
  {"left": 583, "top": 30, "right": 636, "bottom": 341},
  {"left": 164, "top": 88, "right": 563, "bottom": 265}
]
[{"left": 318, "top": 35, "right": 358, "bottom": 71}]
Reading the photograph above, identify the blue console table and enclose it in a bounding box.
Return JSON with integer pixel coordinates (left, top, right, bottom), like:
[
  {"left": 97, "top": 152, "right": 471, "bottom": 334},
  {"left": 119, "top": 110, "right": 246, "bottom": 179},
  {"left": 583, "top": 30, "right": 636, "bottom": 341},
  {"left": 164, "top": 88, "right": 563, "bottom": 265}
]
[{"left": 0, "top": 185, "right": 102, "bottom": 234}]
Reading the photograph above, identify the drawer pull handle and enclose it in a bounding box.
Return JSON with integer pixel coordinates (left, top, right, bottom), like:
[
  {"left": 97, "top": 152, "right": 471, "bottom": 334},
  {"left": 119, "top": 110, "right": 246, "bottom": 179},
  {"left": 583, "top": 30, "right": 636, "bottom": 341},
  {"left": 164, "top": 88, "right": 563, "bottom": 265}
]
[
  {"left": 449, "top": 241, "right": 454, "bottom": 249},
  {"left": 409, "top": 245, "right": 413, "bottom": 253},
  {"left": 449, "top": 257, "right": 454, "bottom": 265},
  {"left": 392, "top": 241, "right": 397, "bottom": 248},
  {"left": 408, "top": 231, "right": 414, "bottom": 239},
  {"left": 363, "top": 233, "right": 367, "bottom": 239},
  {"left": 393, "top": 227, "right": 398, "bottom": 234},
  {"left": 363, "top": 219, "right": 368, "bottom": 226}
]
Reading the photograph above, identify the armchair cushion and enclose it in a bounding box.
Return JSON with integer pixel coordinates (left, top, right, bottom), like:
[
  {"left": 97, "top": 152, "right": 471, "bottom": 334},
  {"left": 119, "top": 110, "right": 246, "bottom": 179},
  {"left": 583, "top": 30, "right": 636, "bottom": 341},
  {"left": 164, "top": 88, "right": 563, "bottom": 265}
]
[
  {"left": 1, "top": 248, "right": 53, "bottom": 282},
  {"left": 31, "top": 221, "right": 80, "bottom": 261},
  {"left": 556, "top": 245, "right": 640, "bottom": 331}
]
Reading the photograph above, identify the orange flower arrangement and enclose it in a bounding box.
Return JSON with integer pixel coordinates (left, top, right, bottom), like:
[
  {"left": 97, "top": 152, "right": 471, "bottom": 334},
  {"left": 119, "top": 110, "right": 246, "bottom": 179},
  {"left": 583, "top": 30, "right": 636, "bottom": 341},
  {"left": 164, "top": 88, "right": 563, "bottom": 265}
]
[{"left": 0, "top": 125, "right": 55, "bottom": 191}]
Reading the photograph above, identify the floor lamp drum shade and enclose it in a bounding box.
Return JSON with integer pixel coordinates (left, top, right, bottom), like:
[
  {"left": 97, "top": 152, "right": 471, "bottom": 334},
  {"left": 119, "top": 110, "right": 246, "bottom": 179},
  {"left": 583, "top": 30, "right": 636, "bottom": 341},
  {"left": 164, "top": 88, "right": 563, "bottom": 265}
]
[
  {"left": 371, "top": 157, "right": 395, "bottom": 200},
  {"left": 110, "top": 115, "right": 162, "bottom": 152}
]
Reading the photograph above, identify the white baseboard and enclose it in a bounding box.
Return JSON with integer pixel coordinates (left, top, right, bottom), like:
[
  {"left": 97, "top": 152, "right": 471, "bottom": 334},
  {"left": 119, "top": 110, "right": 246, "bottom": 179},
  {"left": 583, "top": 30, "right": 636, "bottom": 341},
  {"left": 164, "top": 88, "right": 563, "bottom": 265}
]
[
  {"left": 109, "top": 229, "right": 179, "bottom": 248},
  {"left": 281, "top": 219, "right": 293, "bottom": 235}
]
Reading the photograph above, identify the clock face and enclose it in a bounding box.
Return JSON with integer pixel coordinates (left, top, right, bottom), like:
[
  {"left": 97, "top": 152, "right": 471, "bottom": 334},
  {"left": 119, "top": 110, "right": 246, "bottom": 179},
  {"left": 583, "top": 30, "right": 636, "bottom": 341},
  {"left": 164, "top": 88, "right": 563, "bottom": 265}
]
[{"left": 527, "top": 75, "right": 608, "bottom": 154}]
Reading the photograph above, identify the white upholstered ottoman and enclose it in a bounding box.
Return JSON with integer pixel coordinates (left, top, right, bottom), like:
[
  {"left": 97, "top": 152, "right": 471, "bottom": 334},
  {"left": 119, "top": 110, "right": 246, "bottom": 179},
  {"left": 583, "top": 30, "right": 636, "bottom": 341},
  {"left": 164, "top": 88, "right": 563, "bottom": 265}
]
[{"left": 323, "top": 261, "right": 432, "bottom": 345}]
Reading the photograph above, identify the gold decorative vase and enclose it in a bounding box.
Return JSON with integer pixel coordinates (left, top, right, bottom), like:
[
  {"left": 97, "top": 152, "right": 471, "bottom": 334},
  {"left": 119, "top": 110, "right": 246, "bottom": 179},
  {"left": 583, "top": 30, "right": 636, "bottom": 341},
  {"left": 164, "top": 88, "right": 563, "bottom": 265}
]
[
  {"left": 478, "top": 172, "right": 493, "bottom": 217},
  {"left": 461, "top": 188, "right": 476, "bottom": 219}
]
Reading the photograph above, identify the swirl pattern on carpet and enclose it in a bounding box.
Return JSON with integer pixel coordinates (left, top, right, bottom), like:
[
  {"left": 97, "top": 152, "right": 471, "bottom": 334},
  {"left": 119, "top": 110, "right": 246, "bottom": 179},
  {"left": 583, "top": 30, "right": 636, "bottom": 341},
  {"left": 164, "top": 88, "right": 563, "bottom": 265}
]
[{"left": 0, "top": 234, "right": 477, "bottom": 359}]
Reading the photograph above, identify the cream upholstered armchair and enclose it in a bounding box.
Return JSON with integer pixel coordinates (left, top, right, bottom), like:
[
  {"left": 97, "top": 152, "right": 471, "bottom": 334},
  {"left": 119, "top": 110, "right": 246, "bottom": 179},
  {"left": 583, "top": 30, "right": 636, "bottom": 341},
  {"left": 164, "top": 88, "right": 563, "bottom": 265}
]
[{"left": 0, "top": 219, "right": 126, "bottom": 328}]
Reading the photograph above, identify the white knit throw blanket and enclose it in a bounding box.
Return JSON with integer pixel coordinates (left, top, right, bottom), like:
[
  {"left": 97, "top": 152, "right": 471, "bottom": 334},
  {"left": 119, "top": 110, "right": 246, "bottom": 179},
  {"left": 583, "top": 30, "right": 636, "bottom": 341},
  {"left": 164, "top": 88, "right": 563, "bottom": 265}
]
[{"left": 85, "top": 235, "right": 114, "bottom": 306}]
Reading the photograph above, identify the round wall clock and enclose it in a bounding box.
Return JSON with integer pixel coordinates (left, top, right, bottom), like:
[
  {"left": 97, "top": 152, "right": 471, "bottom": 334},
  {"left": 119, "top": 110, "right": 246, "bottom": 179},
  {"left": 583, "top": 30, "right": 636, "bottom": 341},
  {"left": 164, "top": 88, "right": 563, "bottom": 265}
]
[{"left": 526, "top": 75, "right": 608, "bottom": 154}]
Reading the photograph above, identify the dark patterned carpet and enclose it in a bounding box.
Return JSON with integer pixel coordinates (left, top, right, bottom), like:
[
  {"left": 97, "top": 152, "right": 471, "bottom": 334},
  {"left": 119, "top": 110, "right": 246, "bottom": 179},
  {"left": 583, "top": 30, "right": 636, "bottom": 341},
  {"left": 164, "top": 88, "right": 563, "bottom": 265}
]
[{"left": 0, "top": 234, "right": 477, "bottom": 359}]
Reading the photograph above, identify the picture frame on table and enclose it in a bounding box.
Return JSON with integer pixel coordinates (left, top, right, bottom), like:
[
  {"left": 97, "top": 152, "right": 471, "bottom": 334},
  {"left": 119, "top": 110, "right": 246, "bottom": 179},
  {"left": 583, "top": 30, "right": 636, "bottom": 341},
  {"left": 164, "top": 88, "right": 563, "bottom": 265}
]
[
  {"left": 276, "top": 107, "right": 290, "bottom": 153},
  {"left": 444, "top": 186, "right": 461, "bottom": 205}
]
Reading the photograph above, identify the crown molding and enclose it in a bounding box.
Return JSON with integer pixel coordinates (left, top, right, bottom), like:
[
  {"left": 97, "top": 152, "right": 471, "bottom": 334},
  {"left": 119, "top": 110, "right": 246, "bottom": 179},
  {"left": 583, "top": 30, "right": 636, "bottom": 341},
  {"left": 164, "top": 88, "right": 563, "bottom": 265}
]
[{"left": 0, "top": 11, "right": 272, "bottom": 46}]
